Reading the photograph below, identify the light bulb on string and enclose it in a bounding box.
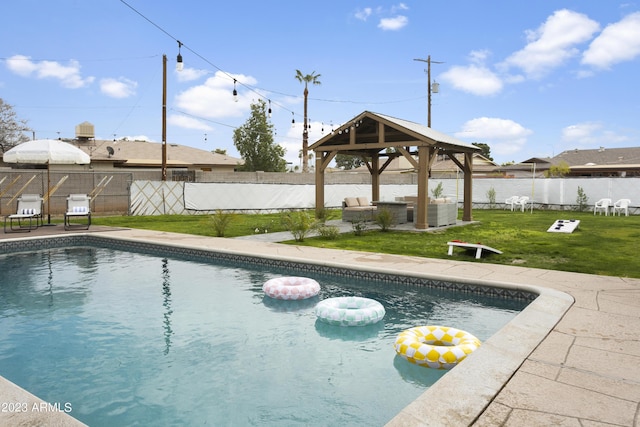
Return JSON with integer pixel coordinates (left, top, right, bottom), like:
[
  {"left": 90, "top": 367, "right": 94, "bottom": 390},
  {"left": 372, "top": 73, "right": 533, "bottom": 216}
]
[
  {"left": 233, "top": 79, "right": 238, "bottom": 102},
  {"left": 176, "top": 40, "right": 184, "bottom": 71}
]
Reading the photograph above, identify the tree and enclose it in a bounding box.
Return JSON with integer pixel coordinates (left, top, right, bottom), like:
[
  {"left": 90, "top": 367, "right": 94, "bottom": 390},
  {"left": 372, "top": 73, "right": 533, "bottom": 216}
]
[
  {"left": 233, "top": 99, "right": 286, "bottom": 172},
  {"left": 213, "top": 148, "right": 227, "bottom": 155},
  {"left": 294, "top": 70, "right": 321, "bottom": 173},
  {"left": 298, "top": 149, "right": 314, "bottom": 171},
  {"left": 0, "top": 98, "right": 31, "bottom": 152},
  {"left": 335, "top": 153, "right": 365, "bottom": 170},
  {"left": 545, "top": 161, "right": 570, "bottom": 177},
  {"left": 472, "top": 142, "right": 493, "bottom": 161}
]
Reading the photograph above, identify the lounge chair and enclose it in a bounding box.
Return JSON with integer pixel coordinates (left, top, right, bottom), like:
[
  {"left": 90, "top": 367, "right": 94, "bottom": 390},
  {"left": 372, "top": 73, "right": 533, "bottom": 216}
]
[
  {"left": 613, "top": 199, "right": 631, "bottom": 216},
  {"left": 4, "top": 194, "right": 44, "bottom": 233},
  {"left": 64, "top": 194, "right": 91, "bottom": 230},
  {"left": 593, "top": 198, "right": 612, "bottom": 216}
]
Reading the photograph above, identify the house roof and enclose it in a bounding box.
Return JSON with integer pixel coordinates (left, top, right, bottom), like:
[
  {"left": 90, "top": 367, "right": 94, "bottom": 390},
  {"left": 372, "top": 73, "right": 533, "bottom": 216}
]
[
  {"left": 68, "top": 139, "right": 243, "bottom": 168},
  {"left": 552, "top": 147, "right": 640, "bottom": 167}
]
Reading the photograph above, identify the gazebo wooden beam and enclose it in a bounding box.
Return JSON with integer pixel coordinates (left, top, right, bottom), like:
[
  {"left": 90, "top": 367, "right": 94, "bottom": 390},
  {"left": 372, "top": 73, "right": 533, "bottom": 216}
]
[
  {"left": 315, "top": 141, "right": 424, "bottom": 151},
  {"left": 396, "top": 146, "right": 419, "bottom": 169}
]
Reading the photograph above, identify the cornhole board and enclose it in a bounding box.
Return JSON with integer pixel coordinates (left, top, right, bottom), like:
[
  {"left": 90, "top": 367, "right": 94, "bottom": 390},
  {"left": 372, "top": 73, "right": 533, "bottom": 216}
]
[
  {"left": 447, "top": 241, "right": 502, "bottom": 259},
  {"left": 547, "top": 219, "right": 580, "bottom": 233}
]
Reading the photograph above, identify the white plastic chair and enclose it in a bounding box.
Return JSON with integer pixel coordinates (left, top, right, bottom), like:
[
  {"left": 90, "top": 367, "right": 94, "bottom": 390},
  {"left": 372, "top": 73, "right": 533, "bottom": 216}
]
[
  {"left": 514, "top": 196, "right": 529, "bottom": 212},
  {"left": 505, "top": 196, "right": 518, "bottom": 211},
  {"left": 613, "top": 199, "right": 631, "bottom": 216},
  {"left": 593, "top": 198, "right": 612, "bottom": 216}
]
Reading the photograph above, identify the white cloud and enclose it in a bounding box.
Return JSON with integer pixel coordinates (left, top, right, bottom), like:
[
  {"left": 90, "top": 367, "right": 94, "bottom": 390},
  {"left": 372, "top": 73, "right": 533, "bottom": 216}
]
[
  {"left": 391, "top": 3, "right": 409, "bottom": 13},
  {"left": 100, "top": 77, "right": 137, "bottom": 98},
  {"left": 440, "top": 64, "right": 503, "bottom": 96},
  {"left": 378, "top": 15, "right": 408, "bottom": 31},
  {"left": 456, "top": 117, "right": 533, "bottom": 158},
  {"left": 174, "top": 71, "right": 258, "bottom": 119},
  {"left": 468, "top": 49, "right": 491, "bottom": 64},
  {"left": 582, "top": 12, "right": 640, "bottom": 69},
  {"left": 5, "top": 54, "right": 94, "bottom": 88},
  {"left": 356, "top": 4, "right": 409, "bottom": 30},
  {"left": 561, "top": 122, "right": 629, "bottom": 146},
  {"left": 176, "top": 67, "right": 210, "bottom": 82},
  {"left": 168, "top": 114, "right": 214, "bottom": 131},
  {"left": 500, "top": 9, "right": 600, "bottom": 79},
  {"left": 122, "top": 135, "right": 150, "bottom": 142},
  {"left": 355, "top": 7, "right": 372, "bottom": 21}
]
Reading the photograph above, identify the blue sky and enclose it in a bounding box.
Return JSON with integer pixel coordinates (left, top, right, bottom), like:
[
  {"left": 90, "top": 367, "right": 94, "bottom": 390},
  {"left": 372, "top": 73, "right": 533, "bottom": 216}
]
[{"left": 2, "top": 1, "right": 639, "bottom": 167}]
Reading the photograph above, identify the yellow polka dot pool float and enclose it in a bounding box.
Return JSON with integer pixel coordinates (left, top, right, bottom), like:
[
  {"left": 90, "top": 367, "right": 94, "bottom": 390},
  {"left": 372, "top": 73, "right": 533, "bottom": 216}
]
[
  {"left": 315, "top": 296, "right": 385, "bottom": 327},
  {"left": 394, "top": 325, "right": 481, "bottom": 369},
  {"left": 262, "top": 277, "right": 320, "bottom": 300}
]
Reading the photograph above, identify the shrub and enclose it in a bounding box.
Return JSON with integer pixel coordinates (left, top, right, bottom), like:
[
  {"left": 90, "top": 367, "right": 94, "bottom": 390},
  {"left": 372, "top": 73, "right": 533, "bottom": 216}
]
[
  {"left": 576, "top": 186, "right": 589, "bottom": 212},
  {"left": 209, "top": 210, "right": 234, "bottom": 237},
  {"left": 374, "top": 207, "right": 395, "bottom": 232},
  {"left": 315, "top": 206, "right": 330, "bottom": 223},
  {"left": 431, "top": 182, "right": 444, "bottom": 199},
  {"left": 317, "top": 225, "right": 340, "bottom": 240},
  {"left": 281, "top": 210, "right": 318, "bottom": 242},
  {"left": 486, "top": 187, "right": 497, "bottom": 209},
  {"left": 351, "top": 218, "right": 367, "bottom": 236}
]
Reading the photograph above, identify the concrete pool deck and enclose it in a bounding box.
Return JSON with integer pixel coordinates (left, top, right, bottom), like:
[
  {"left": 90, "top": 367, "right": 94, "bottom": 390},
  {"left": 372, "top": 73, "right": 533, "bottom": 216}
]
[{"left": 1, "top": 224, "right": 639, "bottom": 426}]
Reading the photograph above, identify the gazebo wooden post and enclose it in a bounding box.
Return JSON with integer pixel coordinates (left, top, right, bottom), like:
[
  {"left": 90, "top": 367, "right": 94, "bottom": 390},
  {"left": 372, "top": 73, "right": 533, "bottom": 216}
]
[
  {"left": 371, "top": 152, "right": 380, "bottom": 203},
  {"left": 462, "top": 151, "right": 473, "bottom": 221},
  {"left": 315, "top": 152, "right": 325, "bottom": 218},
  {"left": 415, "top": 145, "right": 429, "bottom": 229}
]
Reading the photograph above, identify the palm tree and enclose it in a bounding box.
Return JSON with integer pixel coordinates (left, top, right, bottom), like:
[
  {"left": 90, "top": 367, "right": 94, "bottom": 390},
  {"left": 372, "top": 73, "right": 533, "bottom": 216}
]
[{"left": 295, "top": 70, "right": 321, "bottom": 173}]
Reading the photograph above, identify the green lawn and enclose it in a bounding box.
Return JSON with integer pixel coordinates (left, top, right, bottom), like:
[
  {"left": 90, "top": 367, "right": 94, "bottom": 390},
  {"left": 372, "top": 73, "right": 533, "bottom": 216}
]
[{"left": 93, "top": 209, "right": 640, "bottom": 278}]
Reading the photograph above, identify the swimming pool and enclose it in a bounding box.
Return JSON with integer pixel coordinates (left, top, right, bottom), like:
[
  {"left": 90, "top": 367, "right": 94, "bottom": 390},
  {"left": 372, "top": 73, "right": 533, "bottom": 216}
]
[{"left": 0, "top": 241, "right": 531, "bottom": 426}]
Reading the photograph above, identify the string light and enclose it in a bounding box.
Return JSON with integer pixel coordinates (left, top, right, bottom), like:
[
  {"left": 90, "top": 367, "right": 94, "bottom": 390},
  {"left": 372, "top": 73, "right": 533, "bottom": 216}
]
[
  {"left": 233, "top": 79, "right": 238, "bottom": 102},
  {"left": 120, "top": 0, "right": 379, "bottom": 129},
  {"left": 176, "top": 40, "right": 183, "bottom": 71}
]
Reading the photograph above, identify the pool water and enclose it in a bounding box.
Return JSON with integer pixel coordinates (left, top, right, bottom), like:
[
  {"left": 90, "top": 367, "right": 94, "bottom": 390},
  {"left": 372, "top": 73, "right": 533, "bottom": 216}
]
[{"left": 0, "top": 247, "right": 528, "bottom": 426}]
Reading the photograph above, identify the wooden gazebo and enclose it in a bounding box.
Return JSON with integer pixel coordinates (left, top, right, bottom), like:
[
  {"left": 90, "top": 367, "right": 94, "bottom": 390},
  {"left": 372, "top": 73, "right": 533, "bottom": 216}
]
[{"left": 310, "top": 111, "right": 481, "bottom": 229}]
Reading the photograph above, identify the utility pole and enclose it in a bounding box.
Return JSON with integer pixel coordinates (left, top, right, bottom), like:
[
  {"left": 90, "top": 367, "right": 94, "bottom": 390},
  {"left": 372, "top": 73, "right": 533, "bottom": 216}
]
[
  {"left": 162, "top": 54, "right": 167, "bottom": 181},
  {"left": 413, "top": 55, "right": 443, "bottom": 127}
]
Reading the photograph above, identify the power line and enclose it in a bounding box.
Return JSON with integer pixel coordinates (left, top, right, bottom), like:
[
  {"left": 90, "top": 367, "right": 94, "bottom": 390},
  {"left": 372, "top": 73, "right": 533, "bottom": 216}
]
[
  {"left": 117, "top": 0, "right": 422, "bottom": 127},
  {"left": 118, "top": 0, "right": 296, "bottom": 118}
]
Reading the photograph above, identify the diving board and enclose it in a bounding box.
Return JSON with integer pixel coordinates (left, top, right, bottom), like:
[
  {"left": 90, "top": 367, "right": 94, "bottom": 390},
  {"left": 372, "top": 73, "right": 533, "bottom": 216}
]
[{"left": 447, "top": 241, "right": 502, "bottom": 259}]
